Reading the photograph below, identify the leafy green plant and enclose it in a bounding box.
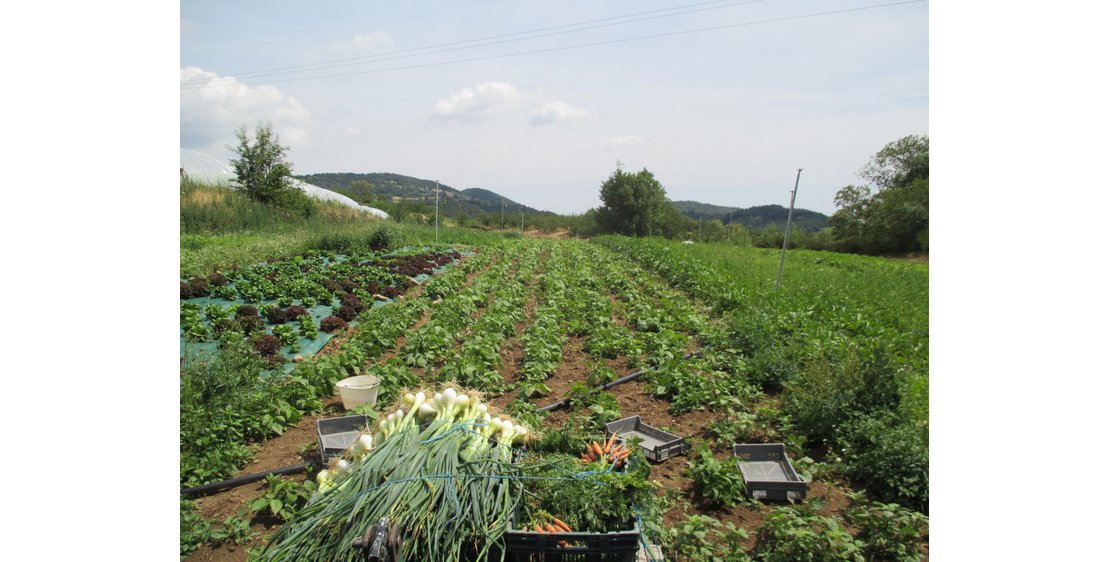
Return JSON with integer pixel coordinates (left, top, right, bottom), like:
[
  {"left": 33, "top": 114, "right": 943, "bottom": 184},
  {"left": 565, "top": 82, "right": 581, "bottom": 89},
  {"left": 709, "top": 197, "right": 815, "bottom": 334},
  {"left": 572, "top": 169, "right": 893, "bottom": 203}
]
[
  {"left": 249, "top": 475, "right": 315, "bottom": 521},
  {"left": 836, "top": 414, "right": 929, "bottom": 513},
  {"left": 708, "top": 411, "right": 758, "bottom": 447},
  {"left": 665, "top": 514, "right": 752, "bottom": 562},
  {"left": 180, "top": 498, "right": 255, "bottom": 556},
  {"left": 686, "top": 444, "right": 747, "bottom": 507},
  {"left": 565, "top": 383, "right": 621, "bottom": 431},
  {"left": 755, "top": 506, "right": 864, "bottom": 562},
  {"left": 845, "top": 493, "right": 929, "bottom": 562}
]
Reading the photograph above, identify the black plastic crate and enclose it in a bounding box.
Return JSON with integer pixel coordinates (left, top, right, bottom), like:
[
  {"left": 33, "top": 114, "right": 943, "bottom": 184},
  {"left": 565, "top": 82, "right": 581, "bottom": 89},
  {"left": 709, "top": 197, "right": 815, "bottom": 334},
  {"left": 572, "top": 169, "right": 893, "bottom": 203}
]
[
  {"left": 316, "top": 414, "right": 369, "bottom": 464},
  {"left": 500, "top": 516, "right": 641, "bottom": 562},
  {"left": 605, "top": 416, "right": 688, "bottom": 462},
  {"left": 732, "top": 443, "right": 808, "bottom": 501}
]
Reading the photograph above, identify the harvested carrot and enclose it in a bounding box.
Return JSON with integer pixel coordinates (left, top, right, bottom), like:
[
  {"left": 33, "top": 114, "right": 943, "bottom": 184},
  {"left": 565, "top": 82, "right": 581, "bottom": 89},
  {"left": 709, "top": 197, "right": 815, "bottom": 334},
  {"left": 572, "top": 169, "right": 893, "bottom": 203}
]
[
  {"left": 534, "top": 524, "right": 546, "bottom": 533},
  {"left": 544, "top": 524, "right": 559, "bottom": 533},
  {"left": 551, "top": 518, "right": 573, "bottom": 532},
  {"left": 605, "top": 433, "right": 618, "bottom": 453},
  {"left": 592, "top": 442, "right": 604, "bottom": 457},
  {"left": 557, "top": 540, "right": 569, "bottom": 547}
]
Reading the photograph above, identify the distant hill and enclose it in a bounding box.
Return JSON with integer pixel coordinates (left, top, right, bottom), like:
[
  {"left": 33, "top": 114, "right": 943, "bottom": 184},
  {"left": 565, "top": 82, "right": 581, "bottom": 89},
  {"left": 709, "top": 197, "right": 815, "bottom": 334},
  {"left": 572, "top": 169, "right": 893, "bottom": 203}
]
[
  {"left": 296, "top": 172, "right": 545, "bottom": 218},
  {"left": 672, "top": 200, "right": 828, "bottom": 233}
]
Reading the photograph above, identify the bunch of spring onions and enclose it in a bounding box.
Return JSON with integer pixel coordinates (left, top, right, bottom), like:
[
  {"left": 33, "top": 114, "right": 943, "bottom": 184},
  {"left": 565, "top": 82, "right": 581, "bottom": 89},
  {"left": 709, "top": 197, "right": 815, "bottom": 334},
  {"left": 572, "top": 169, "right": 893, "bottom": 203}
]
[{"left": 257, "top": 386, "right": 531, "bottom": 562}]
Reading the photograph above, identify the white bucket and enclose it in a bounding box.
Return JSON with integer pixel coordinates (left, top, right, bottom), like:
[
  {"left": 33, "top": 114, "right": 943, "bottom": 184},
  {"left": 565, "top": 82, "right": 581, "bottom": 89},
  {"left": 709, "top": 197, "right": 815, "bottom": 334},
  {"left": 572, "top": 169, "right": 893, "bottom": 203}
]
[{"left": 335, "top": 375, "right": 381, "bottom": 410}]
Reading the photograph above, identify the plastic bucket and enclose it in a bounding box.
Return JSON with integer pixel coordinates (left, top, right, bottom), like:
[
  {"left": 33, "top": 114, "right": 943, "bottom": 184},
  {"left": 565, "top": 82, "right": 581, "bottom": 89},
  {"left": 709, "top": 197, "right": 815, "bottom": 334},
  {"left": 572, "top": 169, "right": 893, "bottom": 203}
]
[{"left": 335, "top": 375, "right": 381, "bottom": 410}]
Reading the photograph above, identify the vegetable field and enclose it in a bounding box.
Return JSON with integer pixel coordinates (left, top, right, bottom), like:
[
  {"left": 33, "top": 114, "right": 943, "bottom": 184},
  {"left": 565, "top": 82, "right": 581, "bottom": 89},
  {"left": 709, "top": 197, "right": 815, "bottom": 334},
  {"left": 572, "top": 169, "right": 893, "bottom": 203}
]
[{"left": 181, "top": 236, "right": 928, "bottom": 561}]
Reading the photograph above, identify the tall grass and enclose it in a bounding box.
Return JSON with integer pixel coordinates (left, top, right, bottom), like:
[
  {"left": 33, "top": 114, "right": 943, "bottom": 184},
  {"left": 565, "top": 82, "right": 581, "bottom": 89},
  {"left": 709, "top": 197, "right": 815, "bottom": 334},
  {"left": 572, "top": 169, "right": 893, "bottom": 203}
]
[{"left": 180, "top": 179, "right": 512, "bottom": 276}]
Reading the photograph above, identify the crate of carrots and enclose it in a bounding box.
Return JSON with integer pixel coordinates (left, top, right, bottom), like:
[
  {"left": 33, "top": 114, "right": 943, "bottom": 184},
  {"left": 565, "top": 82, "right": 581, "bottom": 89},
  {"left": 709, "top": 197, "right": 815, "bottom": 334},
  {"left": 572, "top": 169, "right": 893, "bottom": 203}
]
[{"left": 499, "top": 435, "right": 644, "bottom": 561}]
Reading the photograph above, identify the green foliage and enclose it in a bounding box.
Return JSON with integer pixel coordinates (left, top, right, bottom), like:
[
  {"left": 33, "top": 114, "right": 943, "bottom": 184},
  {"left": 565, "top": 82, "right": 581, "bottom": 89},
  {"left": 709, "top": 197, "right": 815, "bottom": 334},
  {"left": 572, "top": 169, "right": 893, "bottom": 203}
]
[
  {"left": 595, "top": 168, "right": 672, "bottom": 236},
  {"left": 249, "top": 475, "right": 315, "bottom": 521},
  {"left": 830, "top": 134, "right": 929, "bottom": 255},
  {"left": 565, "top": 383, "right": 622, "bottom": 431},
  {"left": 180, "top": 342, "right": 322, "bottom": 487},
  {"left": 686, "top": 444, "right": 747, "bottom": 507},
  {"left": 846, "top": 493, "right": 929, "bottom": 562},
  {"left": 664, "top": 514, "right": 752, "bottom": 562},
  {"left": 522, "top": 453, "right": 657, "bottom": 533},
  {"left": 180, "top": 498, "right": 254, "bottom": 556},
  {"left": 782, "top": 348, "right": 901, "bottom": 444},
  {"left": 229, "top": 122, "right": 315, "bottom": 215},
  {"left": 836, "top": 414, "right": 929, "bottom": 513},
  {"left": 754, "top": 506, "right": 865, "bottom": 562}
]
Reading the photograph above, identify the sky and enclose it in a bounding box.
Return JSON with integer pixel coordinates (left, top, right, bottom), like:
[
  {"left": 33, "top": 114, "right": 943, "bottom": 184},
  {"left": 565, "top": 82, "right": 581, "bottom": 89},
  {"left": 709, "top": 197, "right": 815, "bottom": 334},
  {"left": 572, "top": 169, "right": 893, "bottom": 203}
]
[{"left": 180, "top": 0, "right": 928, "bottom": 215}]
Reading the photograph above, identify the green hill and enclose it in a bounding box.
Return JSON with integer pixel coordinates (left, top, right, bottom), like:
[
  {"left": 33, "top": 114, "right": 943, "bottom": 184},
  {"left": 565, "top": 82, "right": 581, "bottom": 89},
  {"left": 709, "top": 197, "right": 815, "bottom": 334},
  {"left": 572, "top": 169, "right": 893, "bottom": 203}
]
[
  {"left": 671, "top": 200, "right": 828, "bottom": 233},
  {"left": 296, "top": 172, "right": 543, "bottom": 218}
]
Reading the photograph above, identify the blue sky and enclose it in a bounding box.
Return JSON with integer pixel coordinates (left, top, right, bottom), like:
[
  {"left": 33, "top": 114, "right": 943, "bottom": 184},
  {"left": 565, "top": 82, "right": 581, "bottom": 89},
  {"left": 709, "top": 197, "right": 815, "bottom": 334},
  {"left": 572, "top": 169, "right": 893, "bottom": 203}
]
[{"left": 180, "top": 0, "right": 928, "bottom": 214}]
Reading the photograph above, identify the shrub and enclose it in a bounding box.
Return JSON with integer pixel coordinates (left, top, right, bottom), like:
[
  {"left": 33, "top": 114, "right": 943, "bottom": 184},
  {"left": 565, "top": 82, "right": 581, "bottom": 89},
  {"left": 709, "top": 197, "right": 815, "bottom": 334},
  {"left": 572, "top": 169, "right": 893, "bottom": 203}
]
[
  {"left": 367, "top": 226, "right": 397, "bottom": 250},
  {"left": 836, "top": 415, "right": 929, "bottom": 513},
  {"left": 320, "top": 315, "right": 349, "bottom": 333},
  {"left": 782, "top": 348, "right": 900, "bottom": 444}
]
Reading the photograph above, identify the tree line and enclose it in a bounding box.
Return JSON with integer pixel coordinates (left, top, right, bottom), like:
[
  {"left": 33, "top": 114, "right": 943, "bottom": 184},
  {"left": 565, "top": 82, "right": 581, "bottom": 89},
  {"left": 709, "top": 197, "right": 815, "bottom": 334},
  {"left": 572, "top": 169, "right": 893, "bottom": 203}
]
[{"left": 224, "top": 122, "right": 927, "bottom": 255}]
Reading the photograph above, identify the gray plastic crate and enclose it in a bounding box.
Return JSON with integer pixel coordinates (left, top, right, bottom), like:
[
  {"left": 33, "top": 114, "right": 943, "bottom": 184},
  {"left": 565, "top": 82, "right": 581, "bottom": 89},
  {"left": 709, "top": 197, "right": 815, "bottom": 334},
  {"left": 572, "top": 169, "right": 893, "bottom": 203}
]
[
  {"left": 732, "top": 443, "right": 808, "bottom": 501},
  {"left": 316, "top": 414, "right": 369, "bottom": 464},
  {"left": 605, "top": 416, "right": 687, "bottom": 462}
]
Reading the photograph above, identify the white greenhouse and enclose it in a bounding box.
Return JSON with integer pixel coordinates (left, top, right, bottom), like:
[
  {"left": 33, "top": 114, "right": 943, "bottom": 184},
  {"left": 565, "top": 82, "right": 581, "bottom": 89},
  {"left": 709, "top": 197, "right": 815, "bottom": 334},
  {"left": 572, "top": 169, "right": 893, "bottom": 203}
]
[{"left": 180, "top": 149, "right": 389, "bottom": 219}]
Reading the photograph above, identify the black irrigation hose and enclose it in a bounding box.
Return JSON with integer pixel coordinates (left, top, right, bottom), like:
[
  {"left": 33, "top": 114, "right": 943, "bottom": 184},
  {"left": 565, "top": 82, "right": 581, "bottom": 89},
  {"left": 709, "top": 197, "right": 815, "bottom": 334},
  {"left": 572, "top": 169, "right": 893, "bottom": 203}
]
[
  {"left": 181, "top": 462, "right": 311, "bottom": 496},
  {"left": 537, "top": 351, "right": 701, "bottom": 412}
]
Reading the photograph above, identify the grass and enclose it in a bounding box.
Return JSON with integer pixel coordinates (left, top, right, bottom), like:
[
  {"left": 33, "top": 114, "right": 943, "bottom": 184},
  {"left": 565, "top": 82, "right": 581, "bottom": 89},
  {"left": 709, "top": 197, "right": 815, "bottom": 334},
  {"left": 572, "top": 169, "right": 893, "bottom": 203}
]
[{"left": 180, "top": 179, "right": 513, "bottom": 276}]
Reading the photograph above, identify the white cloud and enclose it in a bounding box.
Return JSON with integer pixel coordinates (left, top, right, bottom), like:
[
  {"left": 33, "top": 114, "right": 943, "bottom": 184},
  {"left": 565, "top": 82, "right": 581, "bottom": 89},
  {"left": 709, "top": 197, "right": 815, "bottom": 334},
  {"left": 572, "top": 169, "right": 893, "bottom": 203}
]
[
  {"left": 430, "top": 82, "right": 524, "bottom": 123},
  {"left": 329, "top": 32, "right": 394, "bottom": 52},
  {"left": 529, "top": 100, "right": 589, "bottom": 126},
  {"left": 180, "top": 67, "right": 311, "bottom": 151},
  {"left": 599, "top": 135, "right": 647, "bottom": 151},
  {"left": 429, "top": 82, "right": 589, "bottom": 126}
]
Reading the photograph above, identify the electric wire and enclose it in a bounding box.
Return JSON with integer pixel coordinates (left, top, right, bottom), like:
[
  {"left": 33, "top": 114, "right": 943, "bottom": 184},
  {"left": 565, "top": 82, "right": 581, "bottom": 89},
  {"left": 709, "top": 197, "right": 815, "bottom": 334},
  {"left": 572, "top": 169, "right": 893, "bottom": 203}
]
[{"left": 183, "top": 0, "right": 925, "bottom": 90}]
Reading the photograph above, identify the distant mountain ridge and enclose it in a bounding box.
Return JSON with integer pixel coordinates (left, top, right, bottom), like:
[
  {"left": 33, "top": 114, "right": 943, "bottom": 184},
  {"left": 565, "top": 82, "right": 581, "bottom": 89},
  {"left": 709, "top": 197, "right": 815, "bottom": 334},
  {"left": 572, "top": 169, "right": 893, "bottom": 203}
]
[
  {"left": 672, "top": 200, "right": 828, "bottom": 233},
  {"left": 296, "top": 172, "right": 545, "bottom": 218},
  {"left": 297, "top": 172, "right": 827, "bottom": 231}
]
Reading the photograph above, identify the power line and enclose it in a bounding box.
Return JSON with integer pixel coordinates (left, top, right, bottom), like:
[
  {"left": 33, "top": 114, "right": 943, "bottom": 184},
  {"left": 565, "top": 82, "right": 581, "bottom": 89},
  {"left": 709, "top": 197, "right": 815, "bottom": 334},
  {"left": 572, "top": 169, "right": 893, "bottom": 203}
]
[
  {"left": 184, "top": 0, "right": 925, "bottom": 90},
  {"left": 182, "top": 0, "right": 771, "bottom": 88}
]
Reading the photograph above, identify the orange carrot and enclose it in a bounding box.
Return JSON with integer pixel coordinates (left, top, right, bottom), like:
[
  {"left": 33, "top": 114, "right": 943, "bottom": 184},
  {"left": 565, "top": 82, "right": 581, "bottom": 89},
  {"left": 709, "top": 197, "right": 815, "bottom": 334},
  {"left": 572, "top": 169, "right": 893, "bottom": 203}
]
[
  {"left": 592, "top": 442, "right": 604, "bottom": 457},
  {"left": 551, "top": 518, "right": 573, "bottom": 532},
  {"left": 558, "top": 540, "right": 569, "bottom": 547},
  {"left": 545, "top": 524, "right": 559, "bottom": 533},
  {"left": 605, "top": 433, "right": 618, "bottom": 453},
  {"left": 534, "top": 524, "right": 546, "bottom": 533}
]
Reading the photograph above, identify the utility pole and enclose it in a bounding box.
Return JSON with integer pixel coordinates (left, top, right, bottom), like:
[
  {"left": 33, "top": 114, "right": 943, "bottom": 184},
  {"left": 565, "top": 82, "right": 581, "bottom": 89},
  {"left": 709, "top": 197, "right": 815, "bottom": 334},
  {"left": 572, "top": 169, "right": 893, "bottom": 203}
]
[
  {"left": 775, "top": 169, "right": 802, "bottom": 290},
  {"left": 434, "top": 180, "right": 439, "bottom": 244}
]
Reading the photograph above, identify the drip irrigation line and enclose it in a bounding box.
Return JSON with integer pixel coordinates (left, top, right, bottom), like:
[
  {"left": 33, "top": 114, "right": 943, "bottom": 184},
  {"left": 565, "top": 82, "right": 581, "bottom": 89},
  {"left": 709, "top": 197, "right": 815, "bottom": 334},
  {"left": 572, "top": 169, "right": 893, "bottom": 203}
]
[
  {"left": 181, "top": 462, "right": 310, "bottom": 496},
  {"left": 537, "top": 350, "right": 701, "bottom": 412}
]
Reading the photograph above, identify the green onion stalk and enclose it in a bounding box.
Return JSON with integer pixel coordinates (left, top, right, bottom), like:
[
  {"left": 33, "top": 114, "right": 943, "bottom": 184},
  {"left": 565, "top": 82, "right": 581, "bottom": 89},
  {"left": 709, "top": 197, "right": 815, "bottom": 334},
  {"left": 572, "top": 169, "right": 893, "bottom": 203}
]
[{"left": 257, "top": 387, "right": 530, "bottom": 562}]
